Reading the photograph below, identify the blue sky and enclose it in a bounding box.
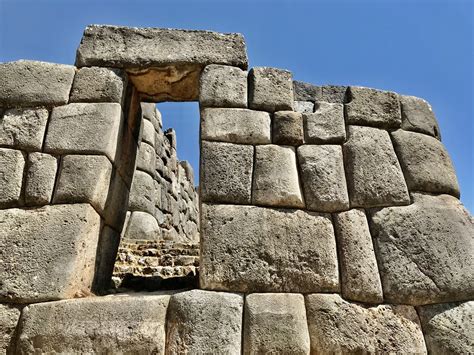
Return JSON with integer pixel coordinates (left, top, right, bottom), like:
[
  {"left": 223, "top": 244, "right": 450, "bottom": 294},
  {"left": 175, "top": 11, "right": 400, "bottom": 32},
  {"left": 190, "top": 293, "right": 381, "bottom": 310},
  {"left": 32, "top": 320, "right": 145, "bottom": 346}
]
[{"left": 1, "top": 0, "right": 472, "bottom": 212}]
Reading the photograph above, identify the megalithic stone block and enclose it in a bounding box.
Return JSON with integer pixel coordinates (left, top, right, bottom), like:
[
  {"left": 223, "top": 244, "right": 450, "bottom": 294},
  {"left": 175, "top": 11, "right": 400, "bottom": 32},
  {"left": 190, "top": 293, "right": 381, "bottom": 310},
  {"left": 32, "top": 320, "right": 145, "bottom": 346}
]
[
  {"left": 304, "top": 102, "right": 346, "bottom": 143},
  {"left": 249, "top": 67, "right": 294, "bottom": 112},
  {"left": 399, "top": 95, "right": 441, "bottom": 139},
  {"left": 25, "top": 153, "right": 58, "bottom": 206},
  {"left": 0, "top": 304, "right": 21, "bottom": 354},
  {"left": 0, "top": 148, "right": 25, "bottom": 208}
]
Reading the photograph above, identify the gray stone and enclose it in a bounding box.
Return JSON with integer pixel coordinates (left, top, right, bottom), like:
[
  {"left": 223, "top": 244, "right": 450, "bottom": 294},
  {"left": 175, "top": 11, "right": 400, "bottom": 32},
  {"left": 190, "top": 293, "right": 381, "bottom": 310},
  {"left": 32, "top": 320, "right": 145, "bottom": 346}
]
[
  {"left": 200, "top": 141, "right": 253, "bottom": 204},
  {"left": 93, "top": 226, "right": 120, "bottom": 293},
  {"left": 249, "top": 67, "right": 294, "bottom": 112},
  {"left": 400, "top": 95, "right": 441, "bottom": 138},
  {"left": 179, "top": 160, "right": 194, "bottom": 184},
  {"left": 141, "top": 102, "right": 161, "bottom": 131},
  {"left": 166, "top": 290, "right": 243, "bottom": 355},
  {"left": 44, "top": 103, "right": 123, "bottom": 162},
  {"left": 305, "top": 293, "right": 426, "bottom": 354},
  {"left": 129, "top": 170, "right": 155, "bottom": 215},
  {"left": 391, "top": 129, "right": 459, "bottom": 197},
  {"left": 54, "top": 155, "right": 112, "bottom": 214},
  {"left": 24, "top": 153, "right": 57, "bottom": 206},
  {"left": 0, "top": 204, "right": 101, "bottom": 303},
  {"left": 304, "top": 102, "right": 346, "bottom": 143},
  {"left": 273, "top": 111, "right": 304, "bottom": 145},
  {"left": 252, "top": 145, "right": 304, "bottom": 208},
  {"left": 0, "top": 304, "right": 21, "bottom": 355},
  {"left": 344, "top": 125, "right": 410, "bottom": 207},
  {"left": 140, "top": 118, "right": 155, "bottom": 147},
  {"left": 0, "top": 108, "right": 49, "bottom": 151},
  {"left": 293, "top": 81, "right": 321, "bottom": 101},
  {"left": 294, "top": 101, "right": 314, "bottom": 113},
  {"left": 243, "top": 293, "right": 310, "bottom": 355},
  {"left": 103, "top": 172, "right": 130, "bottom": 230},
  {"left": 333, "top": 209, "right": 383, "bottom": 303},
  {"left": 0, "top": 60, "right": 75, "bottom": 107},
  {"left": 199, "top": 64, "right": 248, "bottom": 108},
  {"left": 200, "top": 108, "right": 271, "bottom": 144},
  {"left": 297, "top": 145, "right": 349, "bottom": 212},
  {"left": 69, "top": 67, "right": 127, "bottom": 103},
  {"left": 165, "top": 129, "right": 177, "bottom": 150},
  {"left": 369, "top": 193, "right": 474, "bottom": 305},
  {"left": 200, "top": 204, "right": 339, "bottom": 293},
  {"left": 124, "top": 211, "right": 160, "bottom": 240},
  {"left": 418, "top": 301, "right": 474, "bottom": 354},
  {"left": 316, "top": 85, "right": 348, "bottom": 103},
  {"left": 16, "top": 293, "right": 170, "bottom": 354},
  {"left": 0, "top": 148, "right": 25, "bottom": 208},
  {"left": 345, "top": 86, "right": 402, "bottom": 128},
  {"left": 136, "top": 142, "right": 156, "bottom": 176}
]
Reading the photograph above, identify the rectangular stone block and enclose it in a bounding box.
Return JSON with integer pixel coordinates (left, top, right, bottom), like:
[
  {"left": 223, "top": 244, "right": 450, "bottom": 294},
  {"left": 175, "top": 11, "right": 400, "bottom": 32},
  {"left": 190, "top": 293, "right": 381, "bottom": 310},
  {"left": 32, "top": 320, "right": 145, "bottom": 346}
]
[
  {"left": 316, "top": 85, "right": 348, "bottom": 103},
  {"left": 344, "top": 126, "right": 410, "bottom": 207},
  {"left": 16, "top": 294, "right": 170, "bottom": 354},
  {"left": 294, "top": 101, "right": 314, "bottom": 113},
  {"left": 273, "top": 111, "right": 304, "bottom": 145},
  {"left": 249, "top": 67, "right": 294, "bottom": 112},
  {"left": 0, "top": 204, "right": 101, "bottom": 303},
  {"left": 243, "top": 293, "right": 310, "bottom": 354},
  {"left": 0, "top": 108, "right": 49, "bottom": 151},
  {"left": 200, "top": 141, "right": 253, "bottom": 204},
  {"left": 129, "top": 170, "right": 156, "bottom": 215},
  {"left": 0, "top": 148, "right": 25, "bottom": 208},
  {"left": 200, "top": 108, "right": 271, "bottom": 144},
  {"left": 140, "top": 118, "right": 156, "bottom": 147},
  {"left": 0, "top": 60, "right": 75, "bottom": 107},
  {"left": 297, "top": 145, "right": 349, "bottom": 212},
  {"left": 166, "top": 290, "right": 243, "bottom": 355},
  {"left": 293, "top": 81, "right": 321, "bottom": 101},
  {"left": 400, "top": 95, "right": 441, "bottom": 138},
  {"left": 304, "top": 102, "right": 346, "bottom": 143},
  {"left": 0, "top": 304, "right": 21, "bottom": 355},
  {"left": 136, "top": 141, "right": 156, "bottom": 176},
  {"left": 25, "top": 152, "right": 57, "bottom": 206},
  {"left": 44, "top": 103, "right": 122, "bottom": 162},
  {"left": 200, "top": 204, "right": 339, "bottom": 293}
]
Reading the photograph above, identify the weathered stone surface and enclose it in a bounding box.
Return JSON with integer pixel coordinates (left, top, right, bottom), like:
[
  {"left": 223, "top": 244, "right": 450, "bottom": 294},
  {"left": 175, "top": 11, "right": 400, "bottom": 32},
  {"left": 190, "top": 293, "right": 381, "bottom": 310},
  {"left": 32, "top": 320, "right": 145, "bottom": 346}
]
[
  {"left": 273, "top": 111, "right": 304, "bottom": 145},
  {"left": 297, "top": 145, "right": 349, "bottom": 212},
  {"left": 44, "top": 103, "right": 122, "bottom": 162},
  {"left": 124, "top": 211, "right": 160, "bottom": 240},
  {"left": 136, "top": 142, "right": 156, "bottom": 176},
  {"left": 418, "top": 301, "right": 474, "bottom": 354},
  {"left": 252, "top": 145, "right": 304, "bottom": 208},
  {"left": 103, "top": 172, "right": 130, "bottom": 230},
  {"left": 400, "top": 95, "right": 441, "bottom": 138},
  {"left": 0, "top": 204, "right": 101, "bottom": 303},
  {"left": 76, "top": 25, "right": 248, "bottom": 69},
  {"left": 243, "top": 293, "right": 310, "bottom": 355},
  {"left": 0, "top": 60, "right": 75, "bottom": 107},
  {"left": 179, "top": 160, "right": 194, "bottom": 184},
  {"left": 334, "top": 209, "right": 383, "bottom": 303},
  {"left": 316, "top": 85, "right": 348, "bottom": 103},
  {"left": 0, "top": 108, "right": 49, "bottom": 151},
  {"left": 141, "top": 102, "right": 162, "bottom": 131},
  {"left": 140, "top": 118, "right": 155, "bottom": 147},
  {"left": 200, "top": 204, "right": 339, "bottom": 293},
  {"left": 0, "top": 148, "right": 25, "bottom": 208},
  {"left": 293, "top": 81, "right": 321, "bottom": 101},
  {"left": 93, "top": 225, "right": 120, "bottom": 293},
  {"left": 16, "top": 293, "right": 170, "bottom": 354},
  {"left": 129, "top": 170, "right": 155, "bottom": 215},
  {"left": 54, "top": 155, "right": 112, "bottom": 214},
  {"left": 0, "top": 304, "right": 21, "bottom": 355},
  {"left": 200, "top": 108, "right": 271, "bottom": 144},
  {"left": 304, "top": 102, "right": 346, "bottom": 143},
  {"left": 345, "top": 86, "right": 401, "bottom": 128},
  {"left": 249, "top": 67, "right": 294, "bottom": 112},
  {"left": 294, "top": 101, "right": 314, "bottom": 113},
  {"left": 369, "top": 193, "right": 474, "bottom": 305},
  {"left": 200, "top": 141, "right": 253, "bottom": 204},
  {"left": 166, "top": 290, "right": 243, "bottom": 355},
  {"left": 25, "top": 153, "right": 57, "bottom": 206},
  {"left": 344, "top": 126, "right": 410, "bottom": 207},
  {"left": 199, "top": 64, "right": 247, "bottom": 108},
  {"left": 391, "top": 129, "right": 459, "bottom": 197},
  {"left": 305, "top": 293, "right": 426, "bottom": 354},
  {"left": 70, "top": 67, "right": 127, "bottom": 103}
]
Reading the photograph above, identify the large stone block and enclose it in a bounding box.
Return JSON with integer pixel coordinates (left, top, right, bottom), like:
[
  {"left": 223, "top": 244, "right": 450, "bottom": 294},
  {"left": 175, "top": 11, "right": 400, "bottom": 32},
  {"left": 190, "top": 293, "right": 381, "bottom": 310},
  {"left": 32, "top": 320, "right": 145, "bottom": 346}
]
[
  {"left": 166, "top": 290, "right": 243, "bottom": 354},
  {"left": 44, "top": 103, "right": 122, "bottom": 162},
  {"left": 333, "top": 209, "right": 383, "bottom": 303},
  {"left": 243, "top": 293, "right": 310, "bottom": 355},
  {"left": 140, "top": 118, "right": 156, "bottom": 147},
  {"left": 124, "top": 211, "right": 160, "bottom": 240},
  {"left": 24, "top": 153, "right": 57, "bottom": 206},
  {"left": 129, "top": 170, "right": 155, "bottom": 215},
  {"left": 400, "top": 95, "right": 441, "bottom": 138},
  {"left": 0, "top": 304, "right": 21, "bottom": 355},
  {"left": 0, "top": 108, "right": 49, "bottom": 151},
  {"left": 305, "top": 293, "right": 426, "bottom": 354},
  {"left": 199, "top": 64, "right": 248, "bottom": 108},
  {"left": 136, "top": 141, "right": 156, "bottom": 176},
  {"left": 54, "top": 155, "right": 112, "bottom": 214},
  {"left": 344, "top": 125, "right": 410, "bottom": 207},
  {"left": 200, "top": 108, "right": 271, "bottom": 145},
  {"left": 70, "top": 67, "right": 127, "bottom": 103},
  {"left": 293, "top": 81, "right": 321, "bottom": 101},
  {"left": 316, "top": 85, "right": 348, "bottom": 104},
  {"left": 200, "top": 141, "right": 253, "bottom": 204},
  {"left": 304, "top": 102, "right": 346, "bottom": 143},
  {"left": 345, "top": 86, "right": 401, "bottom": 128},
  {"left": 0, "top": 204, "right": 101, "bottom": 303},
  {"left": 417, "top": 301, "right": 474, "bottom": 354},
  {"left": 252, "top": 145, "right": 304, "bottom": 208},
  {"left": 391, "top": 129, "right": 459, "bottom": 197},
  {"left": 249, "top": 67, "right": 294, "bottom": 112},
  {"left": 141, "top": 102, "right": 162, "bottom": 131},
  {"left": 273, "top": 111, "right": 304, "bottom": 145},
  {"left": 369, "top": 193, "right": 474, "bottom": 305},
  {"left": 0, "top": 60, "right": 75, "bottom": 107},
  {"left": 200, "top": 204, "right": 339, "bottom": 293},
  {"left": 0, "top": 148, "right": 25, "bottom": 208},
  {"left": 294, "top": 101, "right": 314, "bottom": 114},
  {"left": 297, "top": 145, "right": 349, "bottom": 212},
  {"left": 16, "top": 294, "right": 170, "bottom": 354}
]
